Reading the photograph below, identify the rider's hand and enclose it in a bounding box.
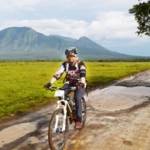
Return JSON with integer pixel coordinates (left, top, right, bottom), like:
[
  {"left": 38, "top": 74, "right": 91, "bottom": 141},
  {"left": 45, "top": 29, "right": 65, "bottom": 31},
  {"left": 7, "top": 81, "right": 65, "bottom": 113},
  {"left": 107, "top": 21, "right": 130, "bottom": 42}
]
[
  {"left": 44, "top": 82, "right": 52, "bottom": 89},
  {"left": 79, "top": 77, "right": 86, "bottom": 88},
  {"left": 78, "top": 82, "right": 85, "bottom": 88}
]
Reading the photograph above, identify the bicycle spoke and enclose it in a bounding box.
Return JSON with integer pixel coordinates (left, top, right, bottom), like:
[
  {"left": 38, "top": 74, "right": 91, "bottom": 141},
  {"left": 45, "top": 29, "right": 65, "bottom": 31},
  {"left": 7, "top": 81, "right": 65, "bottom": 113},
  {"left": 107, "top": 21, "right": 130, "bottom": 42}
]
[{"left": 48, "top": 108, "right": 68, "bottom": 150}]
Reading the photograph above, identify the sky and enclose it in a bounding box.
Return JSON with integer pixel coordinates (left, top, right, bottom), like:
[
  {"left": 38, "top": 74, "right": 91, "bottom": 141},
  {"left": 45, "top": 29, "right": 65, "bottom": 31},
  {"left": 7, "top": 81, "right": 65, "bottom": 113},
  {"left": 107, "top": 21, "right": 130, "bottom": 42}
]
[{"left": 0, "top": 0, "right": 149, "bottom": 56}]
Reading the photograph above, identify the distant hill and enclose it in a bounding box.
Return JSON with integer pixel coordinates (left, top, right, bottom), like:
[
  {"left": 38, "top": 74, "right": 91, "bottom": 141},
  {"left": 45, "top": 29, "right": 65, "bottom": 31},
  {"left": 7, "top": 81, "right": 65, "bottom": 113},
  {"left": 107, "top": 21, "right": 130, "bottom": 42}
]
[{"left": 0, "top": 27, "right": 134, "bottom": 60}]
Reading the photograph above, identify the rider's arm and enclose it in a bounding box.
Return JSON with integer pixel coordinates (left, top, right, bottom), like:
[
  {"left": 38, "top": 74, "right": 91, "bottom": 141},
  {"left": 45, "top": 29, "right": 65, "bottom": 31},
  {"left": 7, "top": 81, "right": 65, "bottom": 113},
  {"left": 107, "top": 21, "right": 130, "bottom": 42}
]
[
  {"left": 79, "top": 61, "right": 86, "bottom": 86},
  {"left": 49, "top": 63, "right": 65, "bottom": 84}
]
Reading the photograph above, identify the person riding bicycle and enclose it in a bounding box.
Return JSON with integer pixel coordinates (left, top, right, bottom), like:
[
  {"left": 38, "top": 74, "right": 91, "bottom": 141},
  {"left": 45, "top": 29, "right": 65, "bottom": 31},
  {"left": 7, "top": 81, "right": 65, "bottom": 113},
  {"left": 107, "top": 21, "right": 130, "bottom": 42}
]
[{"left": 44, "top": 47, "right": 87, "bottom": 129}]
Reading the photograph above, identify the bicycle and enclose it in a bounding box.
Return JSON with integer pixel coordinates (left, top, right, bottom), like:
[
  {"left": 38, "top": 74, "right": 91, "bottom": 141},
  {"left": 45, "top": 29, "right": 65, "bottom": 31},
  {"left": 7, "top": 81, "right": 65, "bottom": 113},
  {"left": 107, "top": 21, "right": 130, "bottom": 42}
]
[{"left": 47, "top": 85, "right": 87, "bottom": 150}]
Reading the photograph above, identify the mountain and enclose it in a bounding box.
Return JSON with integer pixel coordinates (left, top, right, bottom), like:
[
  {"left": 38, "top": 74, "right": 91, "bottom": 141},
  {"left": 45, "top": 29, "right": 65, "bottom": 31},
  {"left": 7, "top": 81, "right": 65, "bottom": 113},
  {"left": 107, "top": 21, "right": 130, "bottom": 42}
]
[{"left": 0, "top": 27, "right": 133, "bottom": 60}]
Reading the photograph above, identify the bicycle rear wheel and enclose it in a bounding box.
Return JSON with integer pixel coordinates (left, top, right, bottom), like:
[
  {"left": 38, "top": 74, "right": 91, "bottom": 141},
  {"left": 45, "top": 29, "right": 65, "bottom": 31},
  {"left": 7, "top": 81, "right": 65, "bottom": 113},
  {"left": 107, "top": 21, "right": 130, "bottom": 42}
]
[
  {"left": 48, "top": 108, "right": 68, "bottom": 150},
  {"left": 81, "top": 97, "right": 87, "bottom": 127}
]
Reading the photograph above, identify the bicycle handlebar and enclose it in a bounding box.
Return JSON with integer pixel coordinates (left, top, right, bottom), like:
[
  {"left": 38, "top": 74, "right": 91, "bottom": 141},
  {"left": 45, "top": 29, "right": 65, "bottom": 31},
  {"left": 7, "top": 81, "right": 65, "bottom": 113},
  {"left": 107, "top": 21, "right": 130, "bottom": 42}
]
[
  {"left": 47, "top": 82, "right": 84, "bottom": 91},
  {"left": 48, "top": 86, "right": 77, "bottom": 91},
  {"left": 48, "top": 86, "right": 58, "bottom": 91}
]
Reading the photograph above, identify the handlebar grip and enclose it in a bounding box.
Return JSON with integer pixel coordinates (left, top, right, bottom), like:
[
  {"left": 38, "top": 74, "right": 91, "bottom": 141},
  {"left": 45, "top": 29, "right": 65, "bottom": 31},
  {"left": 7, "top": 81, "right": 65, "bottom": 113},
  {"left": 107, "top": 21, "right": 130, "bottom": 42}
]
[{"left": 48, "top": 86, "right": 57, "bottom": 91}]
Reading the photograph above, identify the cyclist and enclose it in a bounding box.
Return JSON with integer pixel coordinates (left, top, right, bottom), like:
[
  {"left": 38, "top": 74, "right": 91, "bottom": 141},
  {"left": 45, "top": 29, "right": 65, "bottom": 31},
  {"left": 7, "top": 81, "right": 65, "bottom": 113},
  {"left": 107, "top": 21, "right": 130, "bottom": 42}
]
[{"left": 44, "top": 47, "right": 87, "bottom": 129}]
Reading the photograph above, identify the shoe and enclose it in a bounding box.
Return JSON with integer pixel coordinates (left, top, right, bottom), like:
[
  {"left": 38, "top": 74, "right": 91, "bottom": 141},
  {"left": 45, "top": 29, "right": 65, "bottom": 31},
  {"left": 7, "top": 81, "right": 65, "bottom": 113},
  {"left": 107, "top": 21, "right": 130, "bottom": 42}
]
[{"left": 75, "top": 121, "right": 83, "bottom": 129}]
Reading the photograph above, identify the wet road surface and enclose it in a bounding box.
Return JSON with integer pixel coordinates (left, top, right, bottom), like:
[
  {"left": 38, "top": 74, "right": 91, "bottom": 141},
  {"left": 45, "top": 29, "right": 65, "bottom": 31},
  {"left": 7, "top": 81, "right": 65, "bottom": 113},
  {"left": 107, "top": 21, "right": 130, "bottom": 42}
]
[{"left": 0, "top": 70, "right": 150, "bottom": 150}]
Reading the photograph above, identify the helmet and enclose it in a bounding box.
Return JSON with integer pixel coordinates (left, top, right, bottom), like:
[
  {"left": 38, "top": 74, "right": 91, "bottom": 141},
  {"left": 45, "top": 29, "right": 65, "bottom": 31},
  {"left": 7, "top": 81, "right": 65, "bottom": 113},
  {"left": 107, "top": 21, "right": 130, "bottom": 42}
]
[{"left": 65, "top": 47, "right": 78, "bottom": 57}]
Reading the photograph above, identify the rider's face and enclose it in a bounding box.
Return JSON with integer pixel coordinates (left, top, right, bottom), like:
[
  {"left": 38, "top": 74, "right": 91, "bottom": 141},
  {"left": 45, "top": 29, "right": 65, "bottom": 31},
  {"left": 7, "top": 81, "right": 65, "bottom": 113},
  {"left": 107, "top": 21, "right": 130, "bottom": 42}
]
[{"left": 67, "top": 55, "right": 77, "bottom": 63}]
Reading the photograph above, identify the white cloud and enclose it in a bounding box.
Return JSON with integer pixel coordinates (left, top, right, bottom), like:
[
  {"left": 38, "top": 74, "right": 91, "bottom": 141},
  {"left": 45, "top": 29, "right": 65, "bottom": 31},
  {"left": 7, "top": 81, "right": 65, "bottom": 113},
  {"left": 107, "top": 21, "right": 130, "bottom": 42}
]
[
  {"left": 0, "top": 19, "right": 88, "bottom": 38},
  {"left": 65, "top": 0, "right": 148, "bottom": 7},
  {"left": 0, "top": 0, "right": 149, "bottom": 55},
  {"left": 0, "top": 0, "right": 142, "bottom": 17},
  {"left": 0, "top": 0, "right": 74, "bottom": 12},
  {"left": 71, "top": 0, "right": 138, "bottom": 6},
  {"left": 88, "top": 11, "right": 137, "bottom": 40},
  {"left": 0, "top": 0, "right": 42, "bottom": 8},
  {"left": 0, "top": 11, "right": 138, "bottom": 40}
]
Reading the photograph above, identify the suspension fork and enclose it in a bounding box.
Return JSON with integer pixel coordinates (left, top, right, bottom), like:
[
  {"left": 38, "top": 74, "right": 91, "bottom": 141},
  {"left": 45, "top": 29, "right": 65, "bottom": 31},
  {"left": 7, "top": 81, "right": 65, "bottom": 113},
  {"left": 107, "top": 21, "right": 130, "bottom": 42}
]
[{"left": 54, "top": 100, "right": 68, "bottom": 132}]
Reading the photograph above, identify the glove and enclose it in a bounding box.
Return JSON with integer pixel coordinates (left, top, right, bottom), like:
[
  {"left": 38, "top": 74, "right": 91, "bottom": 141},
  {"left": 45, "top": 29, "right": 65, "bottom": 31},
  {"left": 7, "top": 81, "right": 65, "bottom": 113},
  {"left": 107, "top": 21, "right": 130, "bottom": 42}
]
[
  {"left": 44, "top": 82, "right": 52, "bottom": 89},
  {"left": 79, "top": 77, "right": 86, "bottom": 88}
]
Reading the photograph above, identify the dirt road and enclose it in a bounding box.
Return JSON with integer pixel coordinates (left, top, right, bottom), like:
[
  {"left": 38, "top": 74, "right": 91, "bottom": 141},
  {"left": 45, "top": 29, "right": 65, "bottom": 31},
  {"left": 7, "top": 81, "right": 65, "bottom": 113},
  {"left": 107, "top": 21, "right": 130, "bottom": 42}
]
[{"left": 0, "top": 70, "right": 150, "bottom": 150}]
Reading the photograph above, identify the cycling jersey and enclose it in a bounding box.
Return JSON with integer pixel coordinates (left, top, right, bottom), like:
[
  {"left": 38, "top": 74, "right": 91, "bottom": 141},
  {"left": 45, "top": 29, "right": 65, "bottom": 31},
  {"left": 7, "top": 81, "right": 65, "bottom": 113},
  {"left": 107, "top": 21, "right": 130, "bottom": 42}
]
[{"left": 53, "top": 60, "right": 86, "bottom": 85}]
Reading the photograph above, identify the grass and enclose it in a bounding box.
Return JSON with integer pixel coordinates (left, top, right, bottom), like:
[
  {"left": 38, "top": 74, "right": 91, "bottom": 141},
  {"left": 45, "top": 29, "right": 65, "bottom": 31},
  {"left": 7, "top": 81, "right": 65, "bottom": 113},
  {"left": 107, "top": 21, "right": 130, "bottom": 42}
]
[{"left": 0, "top": 61, "right": 150, "bottom": 119}]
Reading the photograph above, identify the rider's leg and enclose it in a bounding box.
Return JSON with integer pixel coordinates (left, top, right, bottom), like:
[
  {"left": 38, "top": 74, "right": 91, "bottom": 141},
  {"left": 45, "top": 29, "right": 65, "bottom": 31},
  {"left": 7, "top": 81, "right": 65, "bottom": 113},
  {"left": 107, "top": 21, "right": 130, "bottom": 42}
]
[
  {"left": 74, "top": 86, "right": 85, "bottom": 122},
  {"left": 61, "top": 83, "right": 70, "bottom": 98}
]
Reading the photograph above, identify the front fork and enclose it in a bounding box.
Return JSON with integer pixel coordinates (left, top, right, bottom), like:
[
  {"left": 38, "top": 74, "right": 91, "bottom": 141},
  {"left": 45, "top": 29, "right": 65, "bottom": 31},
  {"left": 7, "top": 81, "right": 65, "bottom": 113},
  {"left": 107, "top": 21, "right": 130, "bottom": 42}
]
[{"left": 54, "top": 100, "right": 71, "bottom": 132}]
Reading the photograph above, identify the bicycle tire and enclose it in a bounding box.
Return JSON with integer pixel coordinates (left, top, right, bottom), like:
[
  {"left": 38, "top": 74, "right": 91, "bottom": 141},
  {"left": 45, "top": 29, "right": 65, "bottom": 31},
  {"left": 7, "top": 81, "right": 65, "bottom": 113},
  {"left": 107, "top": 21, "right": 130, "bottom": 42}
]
[
  {"left": 81, "top": 97, "right": 87, "bottom": 128},
  {"left": 48, "top": 108, "right": 68, "bottom": 150}
]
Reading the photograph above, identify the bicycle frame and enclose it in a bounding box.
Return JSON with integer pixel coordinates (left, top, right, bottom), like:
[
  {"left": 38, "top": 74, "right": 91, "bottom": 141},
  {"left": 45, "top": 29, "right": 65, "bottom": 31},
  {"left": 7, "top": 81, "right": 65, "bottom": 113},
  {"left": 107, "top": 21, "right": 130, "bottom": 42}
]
[
  {"left": 54, "top": 97, "right": 73, "bottom": 132},
  {"left": 48, "top": 85, "right": 86, "bottom": 150},
  {"left": 49, "top": 86, "right": 76, "bottom": 133}
]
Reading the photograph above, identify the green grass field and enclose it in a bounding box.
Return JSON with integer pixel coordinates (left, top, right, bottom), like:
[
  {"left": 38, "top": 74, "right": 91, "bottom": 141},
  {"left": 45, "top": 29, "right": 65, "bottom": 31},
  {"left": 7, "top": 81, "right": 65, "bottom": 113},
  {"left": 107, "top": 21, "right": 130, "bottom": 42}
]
[{"left": 1, "top": 61, "right": 150, "bottom": 119}]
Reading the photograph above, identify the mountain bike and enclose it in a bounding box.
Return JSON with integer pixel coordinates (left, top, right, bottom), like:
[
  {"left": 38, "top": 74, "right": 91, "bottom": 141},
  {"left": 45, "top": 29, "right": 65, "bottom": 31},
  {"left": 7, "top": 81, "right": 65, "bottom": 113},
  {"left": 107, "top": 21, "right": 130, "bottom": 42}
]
[{"left": 47, "top": 85, "right": 87, "bottom": 150}]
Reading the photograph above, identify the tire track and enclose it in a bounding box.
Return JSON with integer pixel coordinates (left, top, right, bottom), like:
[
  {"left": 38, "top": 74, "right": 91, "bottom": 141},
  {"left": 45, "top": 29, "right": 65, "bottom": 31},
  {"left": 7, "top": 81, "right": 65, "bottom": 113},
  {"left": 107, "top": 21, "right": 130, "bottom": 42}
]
[{"left": 1, "top": 70, "right": 150, "bottom": 150}]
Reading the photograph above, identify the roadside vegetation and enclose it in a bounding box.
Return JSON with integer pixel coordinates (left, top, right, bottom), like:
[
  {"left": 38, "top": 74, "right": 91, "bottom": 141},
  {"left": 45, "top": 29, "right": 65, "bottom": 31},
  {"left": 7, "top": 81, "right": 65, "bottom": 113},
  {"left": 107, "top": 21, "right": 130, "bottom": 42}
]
[{"left": 1, "top": 61, "right": 150, "bottom": 119}]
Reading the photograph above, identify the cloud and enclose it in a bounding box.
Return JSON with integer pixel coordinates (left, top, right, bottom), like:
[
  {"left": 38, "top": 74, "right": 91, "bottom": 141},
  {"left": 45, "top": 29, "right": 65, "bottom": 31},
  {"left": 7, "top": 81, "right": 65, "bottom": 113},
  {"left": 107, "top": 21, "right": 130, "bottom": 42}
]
[
  {"left": 0, "top": 19, "right": 88, "bottom": 38},
  {"left": 1, "top": 0, "right": 149, "bottom": 21},
  {"left": 0, "top": 0, "right": 149, "bottom": 56},
  {"left": 0, "top": 0, "right": 74, "bottom": 12},
  {"left": 0, "top": 11, "right": 138, "bottom": 40},
  {"left": 0, "top": 0, "right": 142, "bottom": 20},
  {"left": 0, "top": 0, "right": 41, "bottom": 8},
  {"left": 88, "top": 11, "right": 137, "bottom": 40}
]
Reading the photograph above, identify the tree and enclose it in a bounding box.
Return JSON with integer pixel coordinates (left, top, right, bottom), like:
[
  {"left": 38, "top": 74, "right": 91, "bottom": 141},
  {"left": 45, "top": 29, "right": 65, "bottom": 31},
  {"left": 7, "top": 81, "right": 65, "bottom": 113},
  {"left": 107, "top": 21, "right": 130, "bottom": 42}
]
[{"left": 129, "top": 0, "right": 150, "bottom": 36}]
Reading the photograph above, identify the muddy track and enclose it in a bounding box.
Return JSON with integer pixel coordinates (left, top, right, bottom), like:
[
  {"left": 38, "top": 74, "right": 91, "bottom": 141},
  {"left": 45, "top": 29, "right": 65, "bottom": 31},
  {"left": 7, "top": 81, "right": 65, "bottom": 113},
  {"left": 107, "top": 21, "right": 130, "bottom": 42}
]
[
  {"left": 65, "top": 100, "right": 150, "bottom": 150},
  {"left": 65, "top": 70, "right": 150, "bottom": 150},
  {"left": 0, "top": 70, "right": 150, "bottom": 150},
  {"left": 88, "top": 97, "right": 150, "bottom": 117}
]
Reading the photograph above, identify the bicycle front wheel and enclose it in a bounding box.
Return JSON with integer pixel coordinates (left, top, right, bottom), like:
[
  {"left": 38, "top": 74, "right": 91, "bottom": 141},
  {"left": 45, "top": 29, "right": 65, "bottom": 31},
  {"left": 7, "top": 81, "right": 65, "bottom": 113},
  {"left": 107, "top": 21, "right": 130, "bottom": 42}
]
[{"left": 48, "top": 108, "right": 68, "bottom": 150}]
